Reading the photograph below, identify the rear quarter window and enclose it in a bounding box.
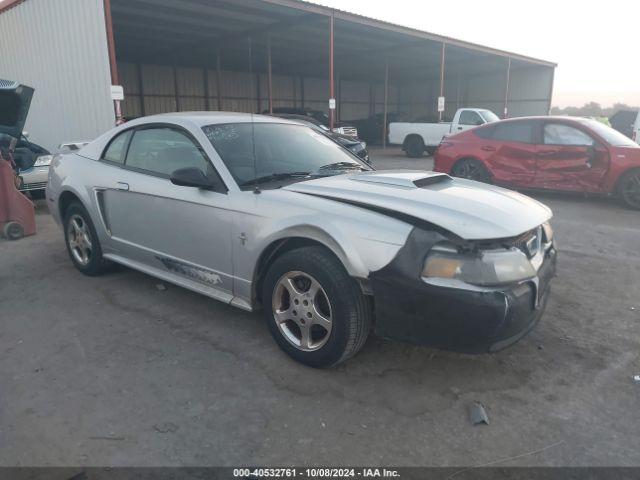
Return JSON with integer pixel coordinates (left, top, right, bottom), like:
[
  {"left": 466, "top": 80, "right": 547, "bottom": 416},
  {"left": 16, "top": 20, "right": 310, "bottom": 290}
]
[{"left": 490, "top": 121, "right": 534, "bottom": 143}]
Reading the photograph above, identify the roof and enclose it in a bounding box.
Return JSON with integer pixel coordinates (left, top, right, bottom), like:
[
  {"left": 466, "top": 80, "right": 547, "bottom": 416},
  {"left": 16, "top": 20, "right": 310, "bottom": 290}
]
[
  {"left": 107, "top": 0, "right": 555, "bottom": 82},
  {"left": 268, "top": 0, "right": 556, "bottom": 67},
  {"left": 126, "top": 111, "right": 298, "bottom": 127}
]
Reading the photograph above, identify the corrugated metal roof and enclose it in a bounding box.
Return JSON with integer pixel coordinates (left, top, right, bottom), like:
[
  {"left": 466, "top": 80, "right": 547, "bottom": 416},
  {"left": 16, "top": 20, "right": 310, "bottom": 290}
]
[{"left": 259, "top": 0, "right": 556, "bottom": 66}]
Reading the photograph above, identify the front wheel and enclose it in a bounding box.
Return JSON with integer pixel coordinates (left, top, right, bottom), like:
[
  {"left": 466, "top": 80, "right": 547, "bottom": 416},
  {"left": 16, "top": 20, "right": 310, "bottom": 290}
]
[
  {"left": 451, "top": 158, "right": 492, "bottom": 184},
  {"left": 63, "top": 202, "right": 110, "bottom": 276},
  {"left": 618, "top": 169, "right": 640, "bottom": 210},
  {"left": 262, "top": 246, "right": 372, "bottom": 368}
]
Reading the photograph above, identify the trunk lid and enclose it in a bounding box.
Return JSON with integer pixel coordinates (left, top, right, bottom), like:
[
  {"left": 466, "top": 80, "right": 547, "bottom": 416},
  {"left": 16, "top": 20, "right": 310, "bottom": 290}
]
[{"left": 0, "top": 79, "right": 34, "bottom": 140}]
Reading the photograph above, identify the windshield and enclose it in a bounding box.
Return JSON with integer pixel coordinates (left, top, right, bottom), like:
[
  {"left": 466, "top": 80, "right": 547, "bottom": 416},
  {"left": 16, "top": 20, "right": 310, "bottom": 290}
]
[
  {"left": 202, "top": 122, "right": 370, "bottom": 189},
  {"left": 479, "top": 110, "right": 500, "bottom": 123},
  {"left": 580, "top": 119, "right": 638, "bottom": 147}
]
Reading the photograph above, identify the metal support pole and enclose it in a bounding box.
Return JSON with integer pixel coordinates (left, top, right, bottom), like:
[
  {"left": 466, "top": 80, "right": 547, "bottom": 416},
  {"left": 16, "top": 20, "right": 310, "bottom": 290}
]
[
  {"left": 546, "top": 67, "right": 556, "bottom": 115},
  {"left": 329, "top": 11, "right": 335, "bottom": 131},
  {"left": 216, "top": 51, "right": 222, "bottom": 111},
  {"left": 136, "top": 63, "right": 145, "bottom": 116},
  {"left": 336, "top": 71, "right": 341, "bottom": 123},
  {"left": 173, "top": 65, "right": 180, "bottom": 112},
  {"left": 438, "top": 42, "right": 446, "bottom": 122},
  {"left": 204, "top": 67, "right": 210, "bottom": 111},
  {"left": 103, "top": 0, "right": 122, "bottom": 123},
  {"left": 300, "top": 76, "right": 305, "bottom": 108},
  {"left": 267, "top": 34, "right": 273, "bottom": 114},
  {"left": 504, "top": 57, "right": 511, "bottom": 118},
  {"left": 382, "top": 58, "right": 389, "bottom": 149}
]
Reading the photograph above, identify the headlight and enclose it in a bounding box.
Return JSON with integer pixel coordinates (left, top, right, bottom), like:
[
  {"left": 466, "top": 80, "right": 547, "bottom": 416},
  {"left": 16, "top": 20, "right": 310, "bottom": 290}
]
[
  {"left": 422, "top": 246, "right": 536, "bottom": 287},
  {"left": 34, "top": 155, "right": 53, "bottom": 167}
]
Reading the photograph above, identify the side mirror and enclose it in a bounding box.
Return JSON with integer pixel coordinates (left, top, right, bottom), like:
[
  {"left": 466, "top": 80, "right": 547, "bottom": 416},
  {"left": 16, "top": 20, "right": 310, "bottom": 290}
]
[{"left": 170, "top": 167, "right": 220, "bottom": 191}]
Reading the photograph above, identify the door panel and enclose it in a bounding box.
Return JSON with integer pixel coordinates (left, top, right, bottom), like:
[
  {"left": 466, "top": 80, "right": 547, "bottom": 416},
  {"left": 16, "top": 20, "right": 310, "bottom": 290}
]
[
  {"left": 98, "top": 125, "right": 235, "bottom": 295},
  {"left": 483, "top": 120, "right": 538, "bottom": 186},
  {"left": 486, "top": 142, "right": 538, "bottom": 186},
  {"left": 103, "top": 171, "right": 234, "bottom": 294},
  {"left": 534, "top": 123, "right": 609, "bottom": 192}
]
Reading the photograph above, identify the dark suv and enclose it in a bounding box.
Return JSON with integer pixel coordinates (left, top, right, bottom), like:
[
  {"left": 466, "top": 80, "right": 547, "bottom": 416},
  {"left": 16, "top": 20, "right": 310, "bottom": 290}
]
[{"left": 265, "top": 107, "right": 358, "bottom": 138}]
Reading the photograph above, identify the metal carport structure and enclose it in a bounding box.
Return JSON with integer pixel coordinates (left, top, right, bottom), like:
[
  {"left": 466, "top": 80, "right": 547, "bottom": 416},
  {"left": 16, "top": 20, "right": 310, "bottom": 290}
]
[{"left": 0, "top": 0, "right": 556, "bottom": 150}]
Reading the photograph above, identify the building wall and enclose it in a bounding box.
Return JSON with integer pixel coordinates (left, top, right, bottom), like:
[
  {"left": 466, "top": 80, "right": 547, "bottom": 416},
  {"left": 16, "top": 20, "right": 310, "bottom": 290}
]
[
  {"left": 119, "top": 62, "right": 400, "bottom": 123},
  {"left": 464, "top": 65, "right": 554, "bottom": 118},
  {"left": 0, "top": 0, "right": 115, "bottom": 151}
]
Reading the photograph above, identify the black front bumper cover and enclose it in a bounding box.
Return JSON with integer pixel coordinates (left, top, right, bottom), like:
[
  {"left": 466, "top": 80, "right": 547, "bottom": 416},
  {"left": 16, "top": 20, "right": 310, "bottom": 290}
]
[{"left": 369, "top": 228, "right": 556, "bottom": 353}]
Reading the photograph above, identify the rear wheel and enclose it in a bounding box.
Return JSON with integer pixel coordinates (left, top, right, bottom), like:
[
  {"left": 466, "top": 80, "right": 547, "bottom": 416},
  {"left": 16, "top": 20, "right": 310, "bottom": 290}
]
[
  {"left": 617, "top": 169, "right": 640, "bottom": 210},
  {"left": 63, "top": 202, "right": 110, "bottom": 276},
  {"left": 262, "top": 246, "right": 371, "bottom": 368},
  {"left": 451, "top": 158, "right": 492, "bottom": 184},
  {"left": 404, "top": 136, "right": 425, "bottom": 158}
]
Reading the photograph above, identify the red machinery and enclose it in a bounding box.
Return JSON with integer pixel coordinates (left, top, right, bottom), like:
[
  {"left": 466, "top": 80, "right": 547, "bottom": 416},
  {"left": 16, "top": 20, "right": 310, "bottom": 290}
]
[{"left": 0, "top": 80, "right": 36, "bottom": 240}]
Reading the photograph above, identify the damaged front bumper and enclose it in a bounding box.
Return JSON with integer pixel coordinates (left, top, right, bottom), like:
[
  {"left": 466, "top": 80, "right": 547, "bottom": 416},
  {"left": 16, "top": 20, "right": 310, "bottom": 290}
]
[{"left": 370, "top": 228, "right": 557, "bottom": 353}]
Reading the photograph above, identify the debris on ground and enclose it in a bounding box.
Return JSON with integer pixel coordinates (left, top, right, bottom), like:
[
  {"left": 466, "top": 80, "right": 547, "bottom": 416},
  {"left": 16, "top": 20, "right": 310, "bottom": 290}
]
[
  {"left": 538, "top": 344, "right": 544, "bottom": 350},
  {"left": 469, "top": 402, "right": 490, "bottom": 426},
  {"left": 153, "top": 422, "right": 178, "bottom": 433},
  {"left": 631, "top": 307, "right": 636, "bottom": 311},
  {"left": 155, "top": 283, "right": 167, "bottom": 291},
  {"left": 633, "top": 375, "right": 640, "bottom": 383}
]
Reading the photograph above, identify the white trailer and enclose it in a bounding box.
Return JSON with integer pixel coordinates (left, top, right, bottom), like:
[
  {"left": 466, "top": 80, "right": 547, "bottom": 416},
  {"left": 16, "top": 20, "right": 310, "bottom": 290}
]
[{"left": 389, "top": 108, "right": 499, "bottom": 157}]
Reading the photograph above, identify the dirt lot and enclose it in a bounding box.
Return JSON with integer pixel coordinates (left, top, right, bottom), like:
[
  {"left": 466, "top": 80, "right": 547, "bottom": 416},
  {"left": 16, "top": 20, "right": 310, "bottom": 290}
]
[{"left": 1, "top": 149, "right": 640, "bottom": 467}]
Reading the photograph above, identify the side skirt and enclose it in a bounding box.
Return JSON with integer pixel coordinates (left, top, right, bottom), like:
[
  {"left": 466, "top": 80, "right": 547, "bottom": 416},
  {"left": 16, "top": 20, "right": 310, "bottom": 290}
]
[{"left": 103, "top": 253, "right": 254, "bottom": 312}]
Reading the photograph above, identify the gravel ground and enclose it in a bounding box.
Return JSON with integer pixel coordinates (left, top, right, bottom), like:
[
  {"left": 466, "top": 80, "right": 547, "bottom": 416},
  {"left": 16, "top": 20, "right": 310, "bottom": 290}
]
[{"left": 1, "top": 149, "right": 639, "bottom": 467}]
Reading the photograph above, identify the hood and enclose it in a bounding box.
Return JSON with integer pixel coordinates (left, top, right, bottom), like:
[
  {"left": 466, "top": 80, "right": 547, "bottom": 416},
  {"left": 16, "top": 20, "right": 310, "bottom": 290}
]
[
  {"left": 284, "top": 171, "right": 552, "bottom": 240},
  {"left": 0, "top": 79, "right": 34, "bottom": 139}
]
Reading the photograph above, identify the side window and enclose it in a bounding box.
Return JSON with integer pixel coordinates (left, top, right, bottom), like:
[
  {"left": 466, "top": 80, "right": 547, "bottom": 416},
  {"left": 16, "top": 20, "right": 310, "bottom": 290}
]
[
  {"left": 459, "top": 110, "right": 483, "bottom": 126},
  {"left": 125, "top": 127, "right": 210, "bottom": 177},
  {"left": 491, "top": 121, "right": 534, "bottom": 143},
  {"left": 102, "top": 130, "right": 132, "bottom": 164},
  {"left": 543, "top": 124, "right": 594, "bottom": 146}
]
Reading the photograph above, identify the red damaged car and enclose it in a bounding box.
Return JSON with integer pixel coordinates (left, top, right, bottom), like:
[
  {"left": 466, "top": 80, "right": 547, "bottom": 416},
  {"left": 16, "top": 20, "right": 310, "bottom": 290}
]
[{"left": 434, "top": 116, "right": 640, "bottom": 209}]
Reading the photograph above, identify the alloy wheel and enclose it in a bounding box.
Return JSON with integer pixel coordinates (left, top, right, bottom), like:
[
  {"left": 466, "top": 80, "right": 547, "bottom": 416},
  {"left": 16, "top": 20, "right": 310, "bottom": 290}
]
[
  {"left": 621, "top": 171, "right": 640, "bottom": 209},
  {"left": 456, "top": 161, "right": 483, "bottom": 180},
  {"left": 272, "top": 271, "right": 333, "bottom": 352},
  {"left": 67, "top": 214, "right": 93, "bottom": 266}
]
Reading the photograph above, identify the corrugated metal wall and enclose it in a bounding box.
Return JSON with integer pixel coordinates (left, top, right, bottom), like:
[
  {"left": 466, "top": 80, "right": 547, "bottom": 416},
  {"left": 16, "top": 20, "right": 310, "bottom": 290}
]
[
  {"left": 464, "top": 65, "right": 553, "bottom": 118},
  {"left": 0, "top": 0, "right": 115, "bottom": 151},
  {"left": 119, "top": 61, "right": 400, "bottom": 122}
]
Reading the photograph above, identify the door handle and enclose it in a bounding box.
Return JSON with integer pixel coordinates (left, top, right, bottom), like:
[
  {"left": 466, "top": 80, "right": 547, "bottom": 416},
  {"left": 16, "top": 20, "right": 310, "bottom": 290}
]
[
  {"left": 116, "top": 182, "right": 129, "bottom": 191},
  {"left": 481, "top": 146, "right": 496, "bottom": 152},
  {"left": 537, "top": 150, "right": 557, "bottom": 157}
]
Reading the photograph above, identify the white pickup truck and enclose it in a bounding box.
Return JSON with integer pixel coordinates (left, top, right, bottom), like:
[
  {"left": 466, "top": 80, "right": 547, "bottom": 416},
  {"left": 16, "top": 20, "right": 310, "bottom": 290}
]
[{"left": 389, "top": 108, "right": 499, "bottom": 157}]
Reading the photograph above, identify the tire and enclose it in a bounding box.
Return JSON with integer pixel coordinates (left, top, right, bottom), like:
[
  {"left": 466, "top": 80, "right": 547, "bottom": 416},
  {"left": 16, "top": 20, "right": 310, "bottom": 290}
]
[
  {"left": 3, "top": 222, "right": 24, "bottom": 241},
  {"left": 451, "top": 158, "right": 492, "bottom": 184},
  {"left": 262, "top": 246, "right": 372, "bottom": 368},
  {"left": 617, "top": 169, "right": 640, "bottom": 210},
  {"left": 404, "top": 136, "right": 425, "bottom": 158},
  {"left": 63, "top": 201, "right": 109, "bottom": 276}
]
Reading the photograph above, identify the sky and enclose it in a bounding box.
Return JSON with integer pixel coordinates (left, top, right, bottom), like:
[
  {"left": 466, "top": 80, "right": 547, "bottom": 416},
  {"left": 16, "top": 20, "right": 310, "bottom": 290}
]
[{"left": 309, "top": 0, "right": 639, "bottom": 108}]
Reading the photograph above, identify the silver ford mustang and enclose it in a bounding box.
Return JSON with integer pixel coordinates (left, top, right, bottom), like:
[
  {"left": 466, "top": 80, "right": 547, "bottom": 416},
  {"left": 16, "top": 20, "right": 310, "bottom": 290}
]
[{"left": 47, "top": 112, "right": 557, "bottom": 367}]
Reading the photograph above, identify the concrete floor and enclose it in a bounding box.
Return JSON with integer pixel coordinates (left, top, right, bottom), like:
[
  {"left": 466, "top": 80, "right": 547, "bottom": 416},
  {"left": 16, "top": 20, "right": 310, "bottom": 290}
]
[{"left": 1, "top": 149, "right": 640, "bottom": 467}]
